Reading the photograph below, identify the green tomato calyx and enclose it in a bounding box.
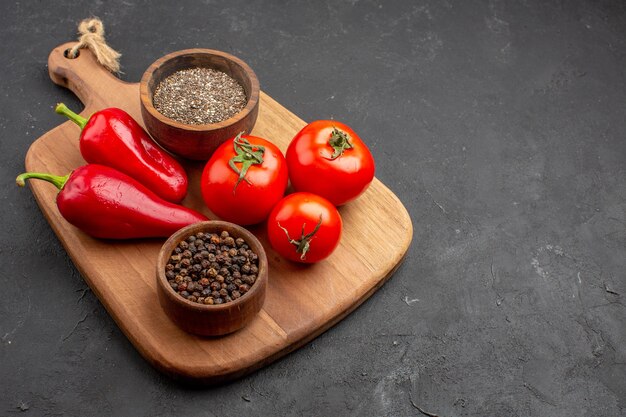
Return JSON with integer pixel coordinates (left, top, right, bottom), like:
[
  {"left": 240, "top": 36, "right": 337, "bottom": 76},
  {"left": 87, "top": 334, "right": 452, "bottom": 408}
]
[
  {"left": 326, "top": 127, "right": 353, "bottom": 160},
  {"left": 228, "top": 132, "right": 265, "bottom": 193},
  {"left": 278, "top": 215, "right": 323, "bottom": 260}
]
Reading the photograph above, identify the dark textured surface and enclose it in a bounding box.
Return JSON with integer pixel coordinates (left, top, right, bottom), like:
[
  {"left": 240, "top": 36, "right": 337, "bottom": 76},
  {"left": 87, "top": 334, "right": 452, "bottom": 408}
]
[{"left": 1, "top": 1, "right": 625, "bottom": 415}]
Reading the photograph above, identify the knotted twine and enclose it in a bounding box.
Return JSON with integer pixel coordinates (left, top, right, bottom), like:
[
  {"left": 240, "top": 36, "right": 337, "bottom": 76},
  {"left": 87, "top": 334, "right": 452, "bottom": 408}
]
[{"left": 66, "top": 17, "right": 121, "bottom": 74}]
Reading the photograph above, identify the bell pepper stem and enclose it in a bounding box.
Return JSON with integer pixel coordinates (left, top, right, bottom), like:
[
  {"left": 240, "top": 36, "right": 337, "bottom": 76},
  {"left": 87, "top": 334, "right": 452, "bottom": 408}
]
[
  {"left": 16, "top": 172, "right": 70, "bottom": 190},
  {"left": 55, "top": 103, "right": 88, "bottom": 130}
]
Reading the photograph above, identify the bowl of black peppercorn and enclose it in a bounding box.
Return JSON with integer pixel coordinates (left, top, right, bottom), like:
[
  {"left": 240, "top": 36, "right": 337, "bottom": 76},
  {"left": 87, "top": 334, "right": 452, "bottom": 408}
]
[{"left": 156, "top": 220, "right": 268, "bottom": 336}]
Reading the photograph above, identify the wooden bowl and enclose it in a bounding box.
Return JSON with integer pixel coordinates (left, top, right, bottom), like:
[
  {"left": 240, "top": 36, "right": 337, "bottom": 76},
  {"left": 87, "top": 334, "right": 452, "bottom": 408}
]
[
  {"left": 156, "top": 221, "right": 268, "bottom": 336},
  {"left": 140, "top": 49, "right": 260, "bottom": 160}
]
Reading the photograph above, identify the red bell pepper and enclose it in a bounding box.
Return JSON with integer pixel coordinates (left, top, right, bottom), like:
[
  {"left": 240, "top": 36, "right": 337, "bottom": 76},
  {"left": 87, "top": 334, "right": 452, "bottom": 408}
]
[
  {"left": 55, "top": 103, "right": 188, "bottom": 203},
  {"left": 16, "top": 164, "right": 207, "bottom": 239}
]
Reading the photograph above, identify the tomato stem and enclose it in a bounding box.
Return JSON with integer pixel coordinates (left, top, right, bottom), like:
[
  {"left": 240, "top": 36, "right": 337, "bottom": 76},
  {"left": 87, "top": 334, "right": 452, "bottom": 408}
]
[
  {"left": 326, "top": 127, "right": 353, "bottom": 160},
  {"left": 228, "top": 132, "right": 265, "bottom": 193},
  {"left": 278, "top": 215, "right": 323, "bottom": 260}
]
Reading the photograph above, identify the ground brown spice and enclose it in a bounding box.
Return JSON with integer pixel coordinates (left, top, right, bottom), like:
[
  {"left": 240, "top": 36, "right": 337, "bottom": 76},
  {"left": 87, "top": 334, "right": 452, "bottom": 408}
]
[{"left": 153, "top": 67, "right": 247, "bottom": 125}]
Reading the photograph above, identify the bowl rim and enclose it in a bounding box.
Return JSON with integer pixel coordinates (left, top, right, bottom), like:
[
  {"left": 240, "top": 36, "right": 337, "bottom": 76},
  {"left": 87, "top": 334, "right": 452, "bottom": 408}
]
[
  {"left": 139, "top": 48, "right": 260, "bottom": 132},
  {"left": 156, "top": 220, "right": 268, "bottom": 313}
]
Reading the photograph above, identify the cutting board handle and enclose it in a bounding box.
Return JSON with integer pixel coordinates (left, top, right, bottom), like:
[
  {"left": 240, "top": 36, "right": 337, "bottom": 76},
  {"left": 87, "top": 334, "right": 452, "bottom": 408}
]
[{"left": 48, "top": 42, "right": 126, "bottom": 110}]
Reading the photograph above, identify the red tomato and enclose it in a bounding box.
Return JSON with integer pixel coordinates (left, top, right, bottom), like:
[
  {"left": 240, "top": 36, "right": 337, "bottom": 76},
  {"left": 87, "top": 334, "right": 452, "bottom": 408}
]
[
  {"left": 201, "top": 134, "right": 288, "bottom": 225},
  {"left": 267, "top": 192, "right": 342, "bottom": 263},
  {"left": 286, "top": 120, "right": 375, "bottom": 206}
]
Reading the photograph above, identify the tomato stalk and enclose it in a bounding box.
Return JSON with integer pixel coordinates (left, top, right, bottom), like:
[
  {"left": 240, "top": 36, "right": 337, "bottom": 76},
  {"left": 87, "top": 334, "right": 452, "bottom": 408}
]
[
  {"left": 229, "top": 132, "right": 265, "bottom": 192},
  {"left": 326, "top": 128, "right": 353, "bottom": 160},
  {"left": 278, "top": 215, "right": 323, "bottom": 260}
]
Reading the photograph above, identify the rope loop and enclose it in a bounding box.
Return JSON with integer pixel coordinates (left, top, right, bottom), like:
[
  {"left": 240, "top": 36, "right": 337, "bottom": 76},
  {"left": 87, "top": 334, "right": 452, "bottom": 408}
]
[{"left": 66, "top": 17, "right": 121, "bottom": 74}]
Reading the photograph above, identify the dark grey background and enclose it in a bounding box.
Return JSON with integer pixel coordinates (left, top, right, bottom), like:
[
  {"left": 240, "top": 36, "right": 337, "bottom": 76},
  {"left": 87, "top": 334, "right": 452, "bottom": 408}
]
[{"left": 1, "top": 1, "right": 625, "bottom": 416}]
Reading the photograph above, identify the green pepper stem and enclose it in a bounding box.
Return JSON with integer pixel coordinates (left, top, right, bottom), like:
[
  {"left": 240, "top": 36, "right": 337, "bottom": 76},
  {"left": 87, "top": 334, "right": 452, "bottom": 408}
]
[
  {"left": 16, "top": 172, "right": 70, "bottom": 190},
  {"left": 55, "top": 102, "right": 88, "bottom": 130}
]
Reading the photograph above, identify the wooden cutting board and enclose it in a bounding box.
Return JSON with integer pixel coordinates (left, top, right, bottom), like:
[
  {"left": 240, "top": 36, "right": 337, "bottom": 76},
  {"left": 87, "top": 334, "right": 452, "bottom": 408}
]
[{"left": 23, "top": 43, "right": 413, "bottom": 384}]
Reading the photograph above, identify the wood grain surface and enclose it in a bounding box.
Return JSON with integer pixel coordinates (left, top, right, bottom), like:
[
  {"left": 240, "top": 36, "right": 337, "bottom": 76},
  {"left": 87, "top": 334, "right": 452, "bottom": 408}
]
[{"left": 23, "top": 42, "right": 413, "bottom": 383}]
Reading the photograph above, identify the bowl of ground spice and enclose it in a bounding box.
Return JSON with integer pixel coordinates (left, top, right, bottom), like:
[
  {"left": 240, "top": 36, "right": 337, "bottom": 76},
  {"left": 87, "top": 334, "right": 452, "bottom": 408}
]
[
  {"left": 140, "top": 49, "right": 260, "bottom": 160},
  {"left": 156, "top": 221, "right": 268, "bottom": 336}
]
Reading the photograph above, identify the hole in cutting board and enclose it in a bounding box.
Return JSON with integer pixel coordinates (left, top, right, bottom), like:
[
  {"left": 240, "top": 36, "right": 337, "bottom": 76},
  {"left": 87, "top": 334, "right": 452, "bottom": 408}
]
[{"left": 64, "top": 48, "right": 79, "bottom": 59}]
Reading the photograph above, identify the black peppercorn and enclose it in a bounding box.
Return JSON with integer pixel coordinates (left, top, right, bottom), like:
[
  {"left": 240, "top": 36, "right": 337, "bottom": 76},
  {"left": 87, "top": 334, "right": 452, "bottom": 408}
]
[{"left": 165, "top": 230, "right": 259, "bottom": 305}]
